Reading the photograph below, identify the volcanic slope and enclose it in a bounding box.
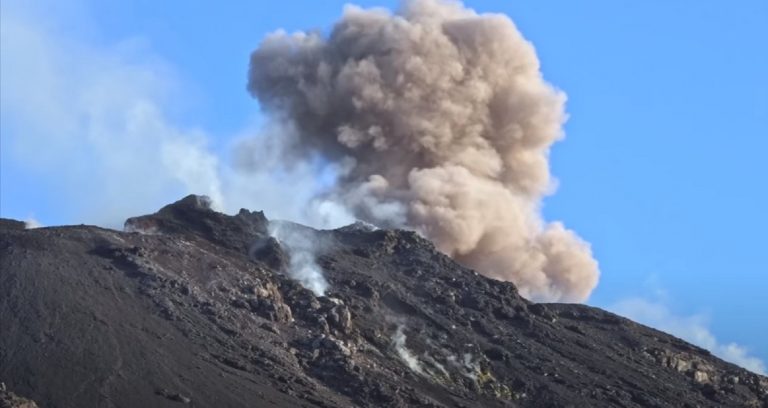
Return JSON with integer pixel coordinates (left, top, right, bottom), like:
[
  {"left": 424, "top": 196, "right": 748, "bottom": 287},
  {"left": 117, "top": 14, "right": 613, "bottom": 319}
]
[{"left": 1, "top": 195, "right": 766, "bottom": 407}]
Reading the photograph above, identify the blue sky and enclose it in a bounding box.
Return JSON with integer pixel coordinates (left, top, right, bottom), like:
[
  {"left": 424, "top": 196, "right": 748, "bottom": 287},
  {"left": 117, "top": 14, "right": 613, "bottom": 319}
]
[{"left": 1, "top": 1, "right": 766, "bottom": 372}]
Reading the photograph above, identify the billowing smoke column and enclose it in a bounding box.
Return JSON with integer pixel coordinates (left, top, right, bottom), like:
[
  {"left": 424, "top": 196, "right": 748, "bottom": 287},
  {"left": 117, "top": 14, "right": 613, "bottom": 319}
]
[{"left": 247, "top": 0, "right": 599, "bottom": 302}]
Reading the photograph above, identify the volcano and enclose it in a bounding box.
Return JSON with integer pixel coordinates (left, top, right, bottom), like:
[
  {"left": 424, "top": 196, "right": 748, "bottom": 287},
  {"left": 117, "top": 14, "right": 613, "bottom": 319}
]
[{"left": 1, "top": 195, "right": 765, "bottom": 407}]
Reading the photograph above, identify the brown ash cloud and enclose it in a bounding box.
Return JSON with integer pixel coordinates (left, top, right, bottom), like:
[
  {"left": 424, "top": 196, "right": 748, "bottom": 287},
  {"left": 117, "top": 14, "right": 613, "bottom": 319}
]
[{"left": 247, "top": 0, "right": 598, "bottom": 302}]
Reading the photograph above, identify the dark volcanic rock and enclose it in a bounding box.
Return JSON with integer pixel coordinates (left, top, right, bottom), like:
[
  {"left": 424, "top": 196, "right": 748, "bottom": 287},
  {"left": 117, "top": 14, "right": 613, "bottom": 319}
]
[
  {"left": 1, "top": 195, "right": 766, "bottom": 408},
  {"left": 0, "top": 219, "right": 26, "bottom": 231}
]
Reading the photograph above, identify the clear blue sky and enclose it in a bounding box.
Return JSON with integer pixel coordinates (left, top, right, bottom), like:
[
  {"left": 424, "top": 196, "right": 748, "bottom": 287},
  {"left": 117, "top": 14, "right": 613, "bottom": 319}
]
[{"left": 2, "top": 1, "right": 766, "bottom": 371}]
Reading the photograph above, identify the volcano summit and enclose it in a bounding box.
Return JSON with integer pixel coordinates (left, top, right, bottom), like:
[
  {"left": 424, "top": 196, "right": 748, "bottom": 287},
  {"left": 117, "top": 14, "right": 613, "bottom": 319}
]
[{"left": 0, "top": 195, "right": 765, "bottom": 407}]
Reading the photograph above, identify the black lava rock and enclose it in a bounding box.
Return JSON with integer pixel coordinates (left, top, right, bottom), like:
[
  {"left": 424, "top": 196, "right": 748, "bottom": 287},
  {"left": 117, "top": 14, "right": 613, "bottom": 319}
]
[{"left": 0, "top": 196, "right": 765, "bottom": 408}]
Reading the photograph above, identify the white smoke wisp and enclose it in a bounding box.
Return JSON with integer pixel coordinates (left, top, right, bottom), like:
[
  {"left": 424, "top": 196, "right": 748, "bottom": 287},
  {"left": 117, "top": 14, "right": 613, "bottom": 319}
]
[
  {"left": 392, "top": 325, "right": 425, "bottom": 375},
  {"left": 24, "top": 217, "right": 43, "bottom": 229},
  {"left": 422, "top": 354, "right": 450, "bottom": 377},
  {"left": 268, "top": 221, "right": 329, "bottom": 296},
  {"left": 1, "top": 0, "right": 354, "bottom": 231},
  {"left": 446, "top": 353, "right": 481, "bottom": 380},
  {"left": 1, "top": 3, "right": 225, "bottom": 227},
  {"left": 247, "top": 0, "right": 599, "bottom": 302}
]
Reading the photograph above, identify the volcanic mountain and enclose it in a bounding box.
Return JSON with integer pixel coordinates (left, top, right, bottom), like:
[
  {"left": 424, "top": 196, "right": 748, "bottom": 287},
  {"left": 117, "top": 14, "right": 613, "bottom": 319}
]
[{"left": 1, "top": 195, "right": 766, "bottom": 407}]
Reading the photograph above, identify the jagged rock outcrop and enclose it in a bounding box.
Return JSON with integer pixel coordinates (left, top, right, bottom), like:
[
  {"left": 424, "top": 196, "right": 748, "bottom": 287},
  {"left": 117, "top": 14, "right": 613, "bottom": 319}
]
[
  {"left": 0, "top": 383, "right": 38, "bottom": 408},
  {"left": 1, "top": 195, "right": 766, "bottom": 407}
]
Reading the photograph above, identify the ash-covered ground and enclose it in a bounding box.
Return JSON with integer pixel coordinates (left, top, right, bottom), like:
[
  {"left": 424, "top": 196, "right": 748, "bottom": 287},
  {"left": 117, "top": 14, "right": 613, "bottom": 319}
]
[{"left": 1, "top": 195, "right": 766, "bottom": 407}]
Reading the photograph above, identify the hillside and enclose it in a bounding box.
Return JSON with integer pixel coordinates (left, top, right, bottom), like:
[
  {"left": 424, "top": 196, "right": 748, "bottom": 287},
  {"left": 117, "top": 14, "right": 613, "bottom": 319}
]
[{"left": 1, "top": 195, "right": 765, "bottom": 407}]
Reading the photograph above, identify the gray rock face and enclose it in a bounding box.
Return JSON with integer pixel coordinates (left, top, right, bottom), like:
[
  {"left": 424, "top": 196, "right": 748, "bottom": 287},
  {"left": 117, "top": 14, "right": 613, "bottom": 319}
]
[
  {"left": 0, "top": 383, "right": 38, "bottom": 408},
  {"left": 0, "top": 195, "right": 766, "bottom": 407}
]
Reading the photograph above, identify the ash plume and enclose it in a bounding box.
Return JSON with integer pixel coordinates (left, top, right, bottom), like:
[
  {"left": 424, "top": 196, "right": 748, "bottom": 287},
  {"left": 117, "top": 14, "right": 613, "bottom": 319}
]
[{"left": 247, "top": 0, "right": 598, "bottom": 302}]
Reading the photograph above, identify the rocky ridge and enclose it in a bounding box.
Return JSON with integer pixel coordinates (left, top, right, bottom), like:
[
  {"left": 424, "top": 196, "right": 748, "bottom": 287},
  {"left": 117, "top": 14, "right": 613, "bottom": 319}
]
[{"left": 0, "top": 195, "right": 766, "bottom": 407}]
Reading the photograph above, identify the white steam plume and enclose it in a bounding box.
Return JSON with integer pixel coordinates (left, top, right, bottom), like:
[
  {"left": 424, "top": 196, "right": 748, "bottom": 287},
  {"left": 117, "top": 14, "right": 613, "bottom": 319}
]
[
  {"left": 0, "top": 1, "right": 346, "bottom": 230},
  {"left": 268, "top": 221, "right": 329, "bottom": 296},
  {"left": 447, "top": 353, "right": 481, "bottom": 380},
  {"left": 0, "top": 2, "right": 224, "bottom": 227},
  {"left": 24, "top": 217, "right": 43, "bottom": 229},
  {"left": 392, "top": 325, "right": 425, "bottom": 375},
  {"left": 247, "top": 0, "right": 599, "bottom": 302}
]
